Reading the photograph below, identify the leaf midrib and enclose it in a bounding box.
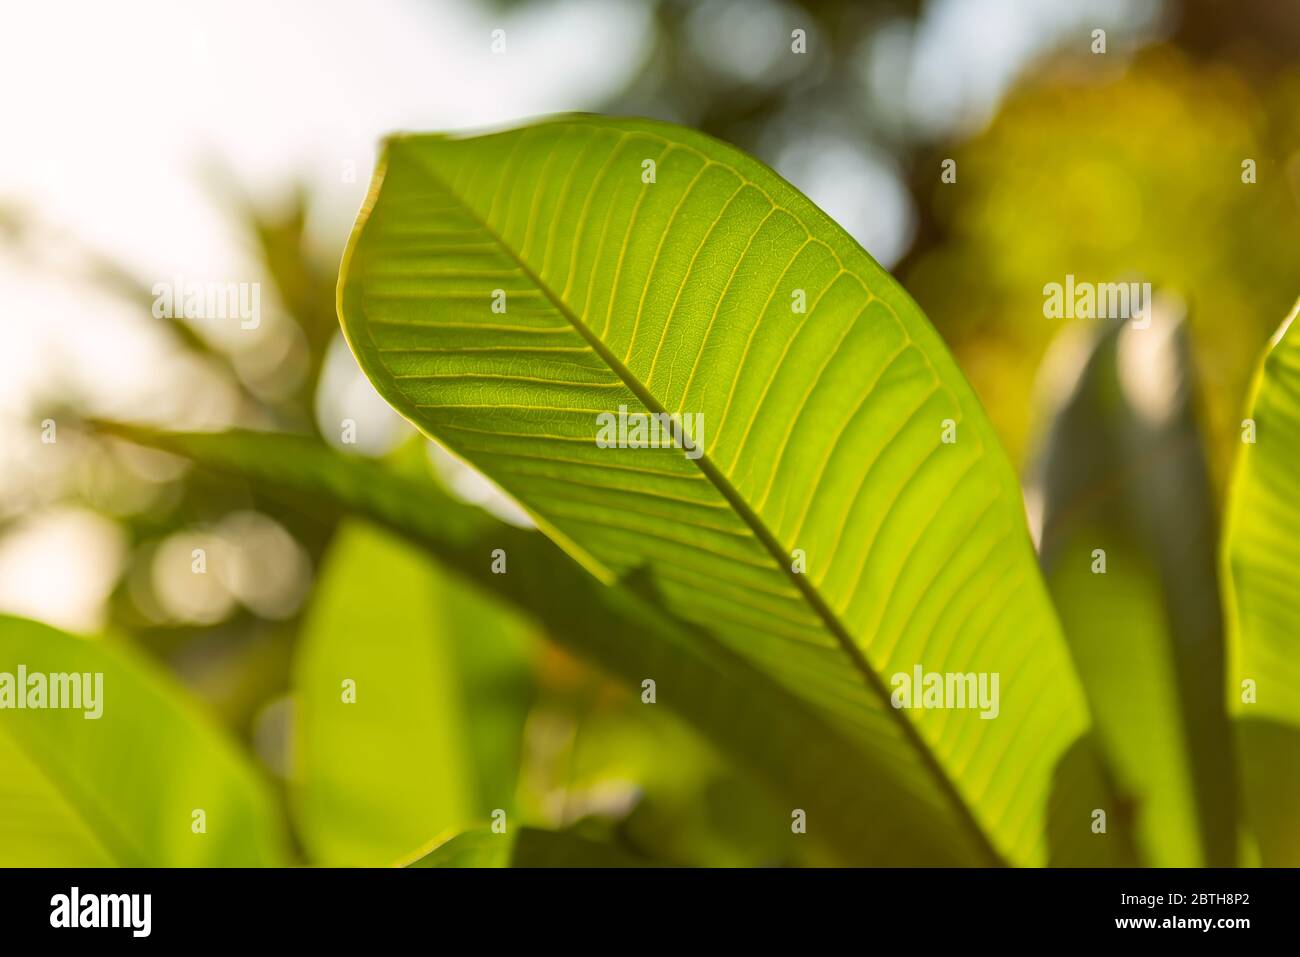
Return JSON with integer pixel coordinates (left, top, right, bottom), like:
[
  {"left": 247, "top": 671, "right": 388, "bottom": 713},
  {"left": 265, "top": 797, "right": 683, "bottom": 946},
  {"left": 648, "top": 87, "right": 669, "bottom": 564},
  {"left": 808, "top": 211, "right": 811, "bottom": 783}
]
[{"left": 383, "top": 142, "right": 1007, "bottom": 867}]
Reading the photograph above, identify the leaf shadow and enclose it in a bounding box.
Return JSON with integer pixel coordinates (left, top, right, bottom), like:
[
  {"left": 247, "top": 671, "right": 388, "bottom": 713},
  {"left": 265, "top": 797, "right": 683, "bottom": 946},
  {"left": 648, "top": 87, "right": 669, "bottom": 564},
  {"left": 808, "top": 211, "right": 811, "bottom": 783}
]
[
  {"left": 1236, "top": 717, "right": 1300, "bottom": 866},
  {"left": 1047, "top": 731, "right": 1142, "bottom": 866}
]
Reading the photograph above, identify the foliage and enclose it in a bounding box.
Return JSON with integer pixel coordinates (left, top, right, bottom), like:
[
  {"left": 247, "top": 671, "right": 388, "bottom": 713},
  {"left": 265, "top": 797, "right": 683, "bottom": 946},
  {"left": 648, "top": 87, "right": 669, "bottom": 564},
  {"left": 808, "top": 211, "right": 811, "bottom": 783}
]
[
  {"left": 8, "top": 111, "right": 1295, "bottom": 867},
  {"left": 5, "top": 3, "right": 1300, "bottom": 865},
  {"left": 1223, "top": 300, "right": 1300, "bottom": 865}
]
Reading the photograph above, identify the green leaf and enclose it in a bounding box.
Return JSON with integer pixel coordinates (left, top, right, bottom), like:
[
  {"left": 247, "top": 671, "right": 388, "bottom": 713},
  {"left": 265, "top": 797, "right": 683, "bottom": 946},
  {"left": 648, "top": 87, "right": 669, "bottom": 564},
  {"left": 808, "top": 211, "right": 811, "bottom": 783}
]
[
  {"left": 1223, "top": 300, "right": 1300, "bottom": 864},
  {"left": 405, "top": 826, "right": 650, "bottom": 868},
  {"left": 0, "top": 729, "right": 113, "bottom": 866},
  {"left": 1234, "top": 718, "right": 1300, "bottom": 866},
  {"left": 1026, "top": 316, "right": 1235, "bottom": 866},
  {"left": 337, "top": 115, "right": 1106, "bottom": 866},
  {"left": 99, "top": 424, "right": 1022, "bottom": 865},
  {"left": 547, "top": 692, "right": 808, "bottom": 866},
  {"left": 1225, "top": 301, "right": 1300, "bottom": 721},
  {"left": 0, "top": 614, "right": 287, "bottom": 866},
  {"left": 293, "top": 521, "right": 536, "bottom": 866}
]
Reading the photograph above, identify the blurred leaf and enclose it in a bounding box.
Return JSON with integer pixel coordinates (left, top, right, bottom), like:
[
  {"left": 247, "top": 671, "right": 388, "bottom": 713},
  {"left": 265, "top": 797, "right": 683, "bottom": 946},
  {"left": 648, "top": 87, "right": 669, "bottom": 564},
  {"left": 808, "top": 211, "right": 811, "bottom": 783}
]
[
  {"left": 405, "top": 825, "right": 650, "bottom": 868},
  {"left": 1223, "top": 300, "right": 1300, "bottom": 863},
  {"left": 337, "top": 115, "right": 1109, "bottom": 866},
  {"left": 0, "top": 729, "right": 112, "bottom": 866},
  {"left": 0, "top": 614, "right": 287, "bottom": 866},
  {"left": 1026, "top": 314, "right": 1235, "bottom": 866},
  {"left": 294, "top": 521, "right": 535, "bottom": 866},
  {"left": 524, "top": 689, "right": 805, "bottom": 866},
  {"left": 904, "top": 48, "right": 1300, "bottom": 473},
  {"left": 1234, "top": 718, "right": 1300, "bottom": 866},
  {"left": 1224, "top": 300, "right": 1300, "bottom": 718},
  {"left": 96, "top": 423, "right": 1006, "bottom": 865},
  {"left": 1044, "top": 731, "right": 1140, "bottom": 867}
]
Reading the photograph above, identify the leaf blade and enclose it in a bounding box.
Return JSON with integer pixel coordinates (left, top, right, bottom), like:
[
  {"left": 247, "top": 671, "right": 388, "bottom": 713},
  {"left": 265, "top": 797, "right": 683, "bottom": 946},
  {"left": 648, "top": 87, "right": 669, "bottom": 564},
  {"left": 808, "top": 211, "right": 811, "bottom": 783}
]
[
  {"left": 339, "top": 116, "right": 1103, "bottom": 864},
  {"left": 293, "top": 521, "right": 536, "bottom": 866},
  {"left": 1223, "top": 301, "right": 1300, "bottom": 863},
  {"left": 1027, "top": 316, "right": 1236, "bottom": 866},
  {"left": 1225, "top": 302, "right": 1300, "bottom": 719},
  {"left": 98, "top": 423, "right": 984, "bottom": 864},
  {"left": 0, "top": 615, "right": 287, "bottom": 866}
]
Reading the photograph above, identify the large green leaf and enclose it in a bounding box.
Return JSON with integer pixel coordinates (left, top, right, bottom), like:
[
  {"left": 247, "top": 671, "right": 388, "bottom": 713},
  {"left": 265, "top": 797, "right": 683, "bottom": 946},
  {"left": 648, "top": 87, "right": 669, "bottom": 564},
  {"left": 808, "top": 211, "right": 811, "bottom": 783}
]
[
  {"left": 1225, "top": 301, "right": 1300, "bottom": 721},
  {"left": 293, "top": 521, "right": 535, "bottom": 866},
  {"left": 337, "top": 115, "right": 1108, "bottom": 865},
  {"left": 1026, "top": 316, "right": 1235, "bottom": 866},
  {"left": 0, "top": 615, "right": 287, "bottom": 866},
  {"left": 1223, "top": 300, "right": 1300, "bottom": 864},
  {"left": 100, "top": 425, "right": 1006, "bottom": 865}
]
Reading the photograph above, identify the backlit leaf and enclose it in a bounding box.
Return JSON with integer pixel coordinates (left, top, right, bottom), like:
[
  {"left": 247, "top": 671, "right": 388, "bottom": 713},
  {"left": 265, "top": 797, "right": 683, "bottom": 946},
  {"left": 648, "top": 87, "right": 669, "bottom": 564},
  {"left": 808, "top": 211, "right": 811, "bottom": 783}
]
[
  {"left": 0, "top": 615, "right": 287, "bottom": 866},
  {"left": 338, "top": 115, "right": 1108, "bottom": 865}
]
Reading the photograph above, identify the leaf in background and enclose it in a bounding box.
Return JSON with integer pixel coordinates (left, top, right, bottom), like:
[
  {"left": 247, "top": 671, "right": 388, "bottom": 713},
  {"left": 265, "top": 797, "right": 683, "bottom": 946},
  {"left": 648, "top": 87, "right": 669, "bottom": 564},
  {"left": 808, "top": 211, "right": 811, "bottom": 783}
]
[
  {"left": 517, "top": 677, "right": 808, "bottom": 866},
  {"left": 1024, "top": 312, "right": 1235, "bottom": 866},
  {"left": 405, "top": 825, "right": 650, "bottom": 868},
  {"left": 96, "top": 424, "right": 1015, "bottom": 865},
  {"left": 337, "top": 115, "right": 1108, "bottom": 866},
  {"left": 1223, "top": 300, "right": 1300, "bottom": 865},
  {"left": 0, "top": 614, "right": 287, "bottom": 866},
  {"left": 293, "top": 520, "right": 535, "bottom": 866}
]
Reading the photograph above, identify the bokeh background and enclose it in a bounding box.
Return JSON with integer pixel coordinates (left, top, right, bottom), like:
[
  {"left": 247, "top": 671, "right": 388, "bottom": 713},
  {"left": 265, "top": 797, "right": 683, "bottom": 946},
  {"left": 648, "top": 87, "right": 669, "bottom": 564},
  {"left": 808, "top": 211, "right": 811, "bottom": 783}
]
[{"left": 2, "top": 0, "right": 1296, "bottom": 865}]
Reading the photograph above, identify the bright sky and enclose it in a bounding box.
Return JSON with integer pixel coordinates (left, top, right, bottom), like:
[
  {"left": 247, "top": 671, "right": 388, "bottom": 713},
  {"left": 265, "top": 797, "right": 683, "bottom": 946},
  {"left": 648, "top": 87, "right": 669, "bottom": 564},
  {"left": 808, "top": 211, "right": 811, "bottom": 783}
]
[
  {"left": 0, "top": 0, "right": 1162, "bottom": 629},
  {"left": 0, "top": 0, "right": 1163, "bottom": 421},
  {"left": 0, "top": 0, "right": 648, "bottom": 415},
  {"left": 0, "top": 0, "right": 649, "bottom": 627}
]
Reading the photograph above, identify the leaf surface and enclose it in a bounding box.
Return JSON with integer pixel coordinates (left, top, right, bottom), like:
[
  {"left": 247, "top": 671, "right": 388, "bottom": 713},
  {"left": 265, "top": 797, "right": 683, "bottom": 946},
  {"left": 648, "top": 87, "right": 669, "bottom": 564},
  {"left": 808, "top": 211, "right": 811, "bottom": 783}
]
[
  {"left": 1026, "top": 316, "right": 1235, "bottom": 866},
  {"left": 100, "top": 424, "right": 988, "bottom": 864},
  {"left": 1225, "top": 301, "right": 1300, "bottom": 722},
  {"left": 1223, "top": 301, "right": 1300, "bottom": 863},
  {"left": 293, "top": 521, "right": 535, "bottom": 865},
  {"left": 0, "top": 615, "right": 287, "bottom": 866},
  {"left": 338, "top": 115, "right": 1103, "bottom": 864}
]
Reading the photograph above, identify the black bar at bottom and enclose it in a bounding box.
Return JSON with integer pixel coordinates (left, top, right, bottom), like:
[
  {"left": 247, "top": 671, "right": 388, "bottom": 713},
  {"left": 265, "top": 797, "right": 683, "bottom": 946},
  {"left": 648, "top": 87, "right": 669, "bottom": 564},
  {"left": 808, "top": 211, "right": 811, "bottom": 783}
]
[{"left": 0, "top": 867, "right": 1288, "bottom": 943}]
